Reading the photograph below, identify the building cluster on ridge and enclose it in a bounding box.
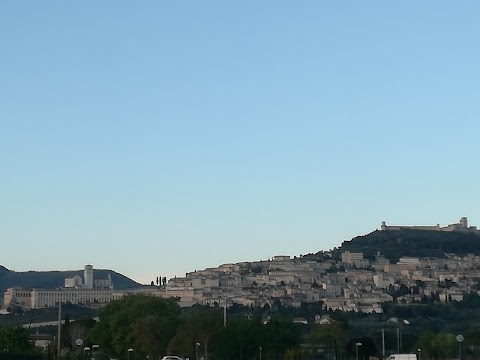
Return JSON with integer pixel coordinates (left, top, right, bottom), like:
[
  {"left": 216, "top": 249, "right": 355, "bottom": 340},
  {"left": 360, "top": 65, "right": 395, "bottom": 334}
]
[
  {"left": 2, "top": 265, "right": 114, "bottom": 309},
  {"left": 3, "top": 218, "right": 480, "bottom": 313},
  {"left": 380, "top": 217, "right": 480, "bottom": 234}
]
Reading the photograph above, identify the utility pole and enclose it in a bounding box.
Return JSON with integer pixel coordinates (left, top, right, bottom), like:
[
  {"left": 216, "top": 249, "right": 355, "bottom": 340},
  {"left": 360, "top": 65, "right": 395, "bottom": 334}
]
[
  {"left": 223, "top": 305, "right": 227, "bottom": 327},
  {"left": 57, "top": 303, "right": 62, "bottom": 358},
  {"left": 396, "top": 327, "right": 400, "bottom": 354},
  {"left": 335, "top": 338, "right": 338, "bottom": 360},
  {"left": 382, "top": 328, "right": 385, "bottom": 359},
  {"left": 193, "top": 337, "right": 196, "bottom": 360}
]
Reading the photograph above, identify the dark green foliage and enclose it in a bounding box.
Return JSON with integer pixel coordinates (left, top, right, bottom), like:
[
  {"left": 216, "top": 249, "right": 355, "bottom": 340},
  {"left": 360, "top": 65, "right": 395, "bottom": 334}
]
[
  {"left": 90, "top": 294, "right": 181, "bottom": 359},
  {"left": 456, "top": 292, "right": 480, "bottom": 309},
  {"left": 64, "top": 316, "right": 97, "bottom": 350},
  {"left": 211, "top": 318, "right": 261, "bottom": 360},
  {"left": 0, "top": 325, "right": 36, "bottom": 354},
  {"left": 347, "top": 336, "right": 375, "bottom": 360},
  {"left": 210, "top": 313, "right": 299, "bottom": 360},
  {"left": 251, "top": 266, "right": 263, "bottom": 274},
  {"left": 0, "top": 355, "right": 43, "bottom": 360},
  {"left": 262, "top": 313, "right": 301, "bottom": 357},
  {"left": 168, "top": 307, "right": 224, "bottom": 359},
  {"left": 12, "top": 293, "right": 480, "bottom": 360},
  {"left": 308, "top": 319, "right": 350, "bottom": 359},
  {"left": 61, "top": 314, "right": 71, "bottom": 349},
  {"left": 333, "top": 229, "right": 480, "bottom": 261}
]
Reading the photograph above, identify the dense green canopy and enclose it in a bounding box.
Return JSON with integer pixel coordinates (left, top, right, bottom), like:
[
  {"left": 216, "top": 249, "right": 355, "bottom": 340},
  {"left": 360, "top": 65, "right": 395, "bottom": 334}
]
[{"left": 90, "top": 294, "right": 181, "bottom": 359}]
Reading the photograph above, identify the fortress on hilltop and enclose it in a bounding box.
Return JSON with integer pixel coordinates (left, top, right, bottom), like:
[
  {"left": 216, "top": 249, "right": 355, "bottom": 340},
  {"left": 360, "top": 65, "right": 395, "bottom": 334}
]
[{"left": 380, "top": 217, "right": 480, "bottom": 235}]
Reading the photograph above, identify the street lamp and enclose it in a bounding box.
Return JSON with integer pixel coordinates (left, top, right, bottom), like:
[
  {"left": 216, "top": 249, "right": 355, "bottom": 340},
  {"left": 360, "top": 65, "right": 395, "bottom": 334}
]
[
  {"left": 417, "top": 348, "right": 421, "bottom": 360},
  {"left": 92, "top": 345, "right": 99, "bottom": 359},
  {"left": 195, "top": 342, "right": 200, "bottom": 360},
  {"left": 456, "top": 335, "right": 464, "bottom": 360},
  {"left": 128, "top": 348, "right": 134, "bottom": 360},
  {"left": 397, "top": 319, "right": 410, "bottom": 353},
  {"left": 76, "top": 339, "right": 84, "bottom": 352},
  {"left": 83, "top": 347, "right": 90, "bottom": 360},
  {"left": 356, "top": 342, "right": 362, "bottom": 360},
  {"left": 259, "top": 346, "right": 262, "bottom": 360}
]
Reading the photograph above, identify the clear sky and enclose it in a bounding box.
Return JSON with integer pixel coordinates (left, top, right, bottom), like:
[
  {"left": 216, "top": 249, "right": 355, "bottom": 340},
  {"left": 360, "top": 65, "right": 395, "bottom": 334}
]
[{"left": 1, "top": 2, "right": 480, "bottom": 285}]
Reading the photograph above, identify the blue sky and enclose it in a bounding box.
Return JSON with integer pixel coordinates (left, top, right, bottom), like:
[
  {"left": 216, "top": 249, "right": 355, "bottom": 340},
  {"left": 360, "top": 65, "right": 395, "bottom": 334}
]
[{"left": 1, "top": 2, "right": 480, "bottom": 284}]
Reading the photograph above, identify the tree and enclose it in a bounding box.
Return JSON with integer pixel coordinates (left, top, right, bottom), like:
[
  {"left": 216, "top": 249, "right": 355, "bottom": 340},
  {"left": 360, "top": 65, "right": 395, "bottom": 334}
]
[
  {"left": 415, "top": 330, "right": 457, "bottom": 360},
  {"left": 251, "top": 266, "right": 262, "bottom": 274},
  {"left": 133, "top": 315, "right": 178, "bottom": 358},
  {"left": 211, "top": 317, "right": 260, "bottom": 360},
  {"left": 66, "top": 317, "right": 97, "bottom": 350},
  {"left": 431, "top": 332, "right": 457, "bottom": 359},
  {"left": 262, "top": 313, "right": 300, "bottom": 359},
  {"left": 347, "top": 337, "right": 375, "bottom": 360},
  {"left": 61, "top": 313, "right": 72, "bottom": 349},
  {"left": 308, "top": 319, "right": 349, "bottom": 359},
  {"left": 0, "top": 325, "right": 35, "bottom": 354},
  {"left": 415, "top": 330, "right": 434, "bottom": 357},
  {"left": 91, "top": 294, "right": 181, "bottom": 359},
  {"left": 168, "top": 308, "right": 224, "bottom": 360}
]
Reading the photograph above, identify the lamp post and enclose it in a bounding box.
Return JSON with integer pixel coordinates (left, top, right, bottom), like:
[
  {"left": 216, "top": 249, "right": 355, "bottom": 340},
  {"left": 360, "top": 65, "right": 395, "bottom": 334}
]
[
  {"left": 76, "top": 339, "right": 83, "bottom": 353},
  {"left": 195, "top": 342, "right": 200, "bottom": 360},
  {"left": 456, "top": 335, "right": 464, "bottom": 360},
  {"left": 128, "top": 348, "right": 134, "bottom": 360},
  {"left": 92, "top": 345, "right": 99, "bottom": 359},
  {"left": 397, "top": 319, "right": 410, "bottom": 353},
  {"left": 417, "top": 348, "right": 421, "bottom": 360},
  {"left": 356, "top": 342, "right": 362, "bottom": 360},
  {"left": 259, "top": 346, "right": 262, "bottom": 360},
  {"left": 83, "top": 347, "right": 90, "bottom": 360}
]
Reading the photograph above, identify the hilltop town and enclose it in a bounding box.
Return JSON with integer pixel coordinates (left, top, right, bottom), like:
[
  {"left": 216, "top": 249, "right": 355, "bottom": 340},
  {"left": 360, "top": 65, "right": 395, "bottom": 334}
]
[{"left": 3, "top": 218, "right": 480, "bottom": 314}]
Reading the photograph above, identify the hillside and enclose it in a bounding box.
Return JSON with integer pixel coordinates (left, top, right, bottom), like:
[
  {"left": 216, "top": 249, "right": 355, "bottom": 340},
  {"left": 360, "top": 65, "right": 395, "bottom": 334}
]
[
  {"left": 334, "top": 229, "right": 480, "bottom": 262},
  {"left": 0, "top": 267, "right": 140, "bottom": 292},
  {"left": 4, "top": 229, "right": 480, "bottom": 294}
]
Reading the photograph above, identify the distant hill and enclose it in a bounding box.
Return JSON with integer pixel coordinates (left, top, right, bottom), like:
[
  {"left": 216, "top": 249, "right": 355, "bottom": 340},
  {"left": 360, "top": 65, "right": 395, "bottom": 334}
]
[
  {"left": 334, "top": 229, "right": 480, "bottom": 262},
  {"left": 5, "top": 229, "right": 480, "bottom": 294},
  {"left": 0, "top": 267, "right": 140, "bottom": 292}
]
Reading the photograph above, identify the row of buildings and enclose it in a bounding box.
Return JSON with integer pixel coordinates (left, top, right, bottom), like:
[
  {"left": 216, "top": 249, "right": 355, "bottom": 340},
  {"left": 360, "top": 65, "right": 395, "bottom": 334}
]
[
  {"left": 151, "top": 251, "right": 479, "bottom": 312},
  {"left": 2, "top": 265, "right": 117, "bottom": 310},
  {"left": 3, "top": 218, "right": 480, "bottom": 312},
  {"left": 3, "top": 251, "right": 480, "bottom": 314}
]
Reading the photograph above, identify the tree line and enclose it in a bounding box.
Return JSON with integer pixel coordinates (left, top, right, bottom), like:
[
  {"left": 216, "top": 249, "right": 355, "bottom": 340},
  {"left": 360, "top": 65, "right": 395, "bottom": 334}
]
[{"left": 3, "top": 293, "right": 480, "bottom": 360}]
